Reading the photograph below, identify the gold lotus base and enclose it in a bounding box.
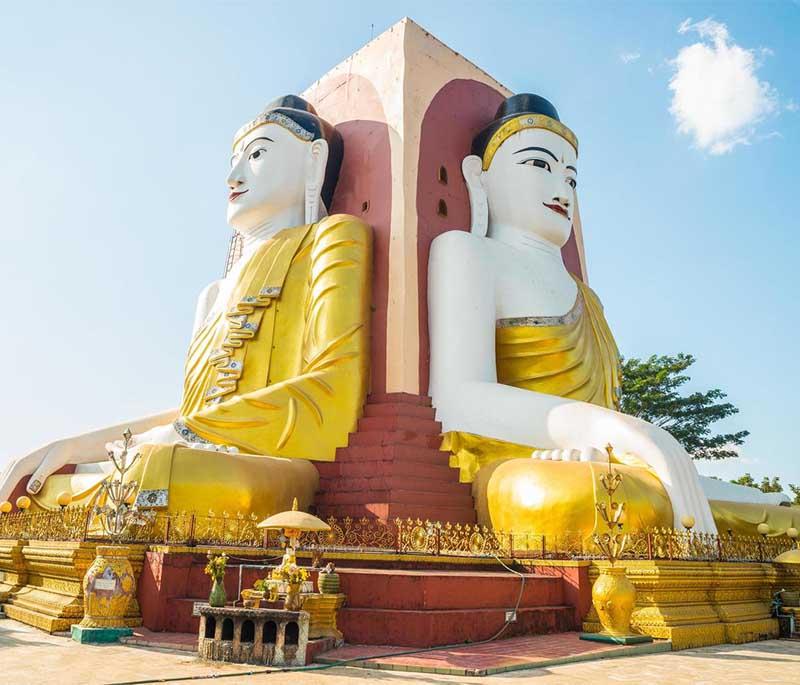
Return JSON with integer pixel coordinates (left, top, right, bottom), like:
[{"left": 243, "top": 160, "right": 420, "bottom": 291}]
[
  {"left": 581, "top": 560, "right": 797, "bottom": 650},
  {"left": 303, "top": 592, "right": 346, "bottom": 640},
  {"left": 0, "top": 540, "right": 144, "bottom": 634}
]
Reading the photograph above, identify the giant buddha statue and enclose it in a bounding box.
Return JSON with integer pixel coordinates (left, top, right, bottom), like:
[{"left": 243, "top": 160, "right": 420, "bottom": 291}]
[
  {"left": 429, "top": 94, "right": 721, "bottom": 536},
  {"left": 0, "top": 95, "right": 371, "bottom": 516}
]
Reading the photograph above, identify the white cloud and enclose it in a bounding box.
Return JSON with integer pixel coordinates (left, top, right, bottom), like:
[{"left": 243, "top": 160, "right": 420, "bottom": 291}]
[
  {"left": 669, "top": 17, "right": 779, "bottom": 154},
  {"left": 787, "top": 100, "right": 799, "bottom": 112},
  {"left": 620, "top": 51, "right": 641, "bottom": 64}
]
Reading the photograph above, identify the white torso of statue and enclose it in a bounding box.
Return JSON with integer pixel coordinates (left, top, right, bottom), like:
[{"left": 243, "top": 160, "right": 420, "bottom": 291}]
[{"left": 428, "top": 111, "right": 720, "bottom": 533}]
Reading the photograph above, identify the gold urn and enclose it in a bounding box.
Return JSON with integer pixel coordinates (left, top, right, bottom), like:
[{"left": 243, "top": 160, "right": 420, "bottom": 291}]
[
  {"left": 592, "top": 565, "right": 637, "bottom": 636},
  {"left": 79, "top": 545, "right": 136, "bottom": 628}
]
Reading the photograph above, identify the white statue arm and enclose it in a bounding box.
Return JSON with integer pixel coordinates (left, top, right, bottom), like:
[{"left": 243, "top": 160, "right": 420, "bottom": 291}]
[
  {"left": 428, "top": 231, "right": 717, "bottom": 533},
  {"left": 0, "top": 280, "right": 228, "bottom": 501},
  {"left": 0, "top": 408, "right": 178, "bottom": 500},
  {"left": 192, "top": 279, "right": 222, "bottom": 337}
]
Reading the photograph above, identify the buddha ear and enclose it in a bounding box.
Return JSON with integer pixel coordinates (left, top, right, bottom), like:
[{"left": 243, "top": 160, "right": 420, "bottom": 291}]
[
  {"left": 304, "top": 138, "right": 329, "bottom": 224},
  {"left": 462, "top": 155, "right": 488, "bottom": 237}
]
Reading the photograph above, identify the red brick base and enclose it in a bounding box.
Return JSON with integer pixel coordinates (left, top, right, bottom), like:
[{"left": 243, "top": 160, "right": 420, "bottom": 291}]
[{"left": 315, "top": 393, "right": 476, "bottom": 523}]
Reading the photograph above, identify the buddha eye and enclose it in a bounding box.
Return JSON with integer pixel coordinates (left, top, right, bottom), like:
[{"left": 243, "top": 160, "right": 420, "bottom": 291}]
[
  {"left": 567, "top": 178, "right": 577, "bottom": 189},
  {"left": 519, "top": 158, "right": 551, "bottom": 172},
  {"left": 249, "top": 148, "right": 266, "bottom": 161}
]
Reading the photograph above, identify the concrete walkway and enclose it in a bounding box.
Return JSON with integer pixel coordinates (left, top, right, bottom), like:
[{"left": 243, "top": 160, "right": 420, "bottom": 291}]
[{"left": 2, "top": 619, "right": 800, "bottom": 684}]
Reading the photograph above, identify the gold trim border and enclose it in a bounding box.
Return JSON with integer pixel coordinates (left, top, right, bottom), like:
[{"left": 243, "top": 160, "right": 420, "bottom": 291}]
[{"left": 482, "top": 114, "right": 579, "bottom": 170}]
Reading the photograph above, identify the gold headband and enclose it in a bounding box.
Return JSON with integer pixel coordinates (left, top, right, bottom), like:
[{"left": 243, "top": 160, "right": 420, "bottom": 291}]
[
  {"left": 232, "top": 111, "right": 315, "bottom": 151},
  {"left": 482, "top": 114, "right": 579, "bottom": 170}
]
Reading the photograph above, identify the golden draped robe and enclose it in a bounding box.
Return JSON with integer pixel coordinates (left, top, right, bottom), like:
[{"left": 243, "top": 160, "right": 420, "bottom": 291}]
[{"left": 32, "top": 214, "right": 372, "bottom": 515}]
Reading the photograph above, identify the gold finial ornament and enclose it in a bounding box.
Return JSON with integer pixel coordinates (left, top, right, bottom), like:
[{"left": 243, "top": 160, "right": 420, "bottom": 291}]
[
  {"left": 0, "top": 500, "right": 11, "bottom": 514},
  {"left": 757, "top": 523, "right": 770, "bottom": 537},
  {"left": 92, "top": 429, "right": 151, "bottom": 541},
  {"left": 57, "top": 491, "right": 73, "bottom": 509},
  {"left": 787, "top": 527, "right": 799, "bottom": 539},
  {"left": 581, "top": 444, "right": 652, "bottom": 645},
  {"left": 681, "top": 515, "right": 696, "bottom": 531},
  {"left": 16, "top": 495, "right": 31, "bottom": 510}
]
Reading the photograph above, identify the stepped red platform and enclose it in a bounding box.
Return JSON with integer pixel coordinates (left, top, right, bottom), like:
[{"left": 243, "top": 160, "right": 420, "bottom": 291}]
[
  {"left": 315, "top": 392, "right": 476, "bottom": 524},
  {"left": 140, "top": 555, "right": 586, "bottom": 648}
]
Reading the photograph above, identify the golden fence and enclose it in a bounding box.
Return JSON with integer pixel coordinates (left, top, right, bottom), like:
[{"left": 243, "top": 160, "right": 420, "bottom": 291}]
[{"left": 0, "top": 507, "right": 796, "bottom": 563}]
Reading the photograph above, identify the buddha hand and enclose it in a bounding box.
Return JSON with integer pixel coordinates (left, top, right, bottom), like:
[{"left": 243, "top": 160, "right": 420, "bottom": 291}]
[
  {"left": 0, "top": 437, "right": 105, "bottom": 500},
  {"left": 531, "top": 447, "right": 606, "bottom": 462},
  {"left": 104, "top": 422, "right": 183, "bottom": 459}
]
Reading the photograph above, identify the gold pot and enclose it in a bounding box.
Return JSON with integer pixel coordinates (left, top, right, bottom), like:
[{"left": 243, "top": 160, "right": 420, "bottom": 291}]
[
  {"left": 284, "top": 581, "right": 304, "bottom": 611},
  {"left": 241, "top": 589, "right": 264, "bottom": 609},
  {"left": 592, "top": 565, "right": 636, "bottom": 636},
  {"left": 79, "top": 545, "right": 136, "bottom": 628}
]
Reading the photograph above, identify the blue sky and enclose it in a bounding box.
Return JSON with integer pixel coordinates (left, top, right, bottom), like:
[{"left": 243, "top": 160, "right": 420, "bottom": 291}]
[{"left": 0, "top": 2, "right": 798, "bottom": 489}]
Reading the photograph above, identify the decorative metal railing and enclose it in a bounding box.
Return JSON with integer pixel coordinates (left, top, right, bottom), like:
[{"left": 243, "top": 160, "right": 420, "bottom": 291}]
[{"left": 0, "top": 507, "right": 796, "bottom": 564}]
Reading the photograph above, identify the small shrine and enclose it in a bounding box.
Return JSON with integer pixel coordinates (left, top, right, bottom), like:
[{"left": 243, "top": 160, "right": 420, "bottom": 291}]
[{"left": 198, "top": 606, "right": 310, "bottom": 667}]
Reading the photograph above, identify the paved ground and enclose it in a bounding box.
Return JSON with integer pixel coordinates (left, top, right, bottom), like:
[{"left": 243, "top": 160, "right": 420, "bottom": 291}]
[
  {"left": 319, "top": 633, "right": 670, "bottom": 675},
  {"left": 2, "top": 619, "right": 800, "bottom": 684}
]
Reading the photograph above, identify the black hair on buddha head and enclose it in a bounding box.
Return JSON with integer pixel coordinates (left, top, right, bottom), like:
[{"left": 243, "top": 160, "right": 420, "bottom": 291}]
[
  {"left": 471, "top": 93, "right": 562, "bottom": 159},
  {"left": 263, "top": 95, "right": 344, "bottom": 209}
]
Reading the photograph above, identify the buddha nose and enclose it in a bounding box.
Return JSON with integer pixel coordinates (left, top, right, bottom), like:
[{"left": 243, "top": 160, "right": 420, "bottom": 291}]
[
  {"left": 227, "top": 166, "right": 245, "bottom": 189},
  {"left": 553, "top": 192, "right": 570, "bottom": 211}
]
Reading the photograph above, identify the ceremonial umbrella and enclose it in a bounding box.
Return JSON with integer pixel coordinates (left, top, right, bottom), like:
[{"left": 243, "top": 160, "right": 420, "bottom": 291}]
[{"left": 257, "top": 497, "right": 330, "bottom": 548}]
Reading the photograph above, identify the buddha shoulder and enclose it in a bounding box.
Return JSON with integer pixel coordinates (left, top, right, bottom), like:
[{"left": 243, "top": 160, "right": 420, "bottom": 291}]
[
  {"left": 429, "top": 230, "right": 493, "bottom": 270},
  {"left": 312, "top": 213, "right": 372, "bottom": 246}
]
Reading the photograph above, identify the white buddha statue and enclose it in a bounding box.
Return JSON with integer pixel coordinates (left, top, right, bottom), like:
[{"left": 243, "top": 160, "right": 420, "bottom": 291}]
[
  {"left": 0, "top": 96, "right": 371, "bottom": 516},
  {"left": 428, "top": 94, "right": 719, "bottom": 535}
]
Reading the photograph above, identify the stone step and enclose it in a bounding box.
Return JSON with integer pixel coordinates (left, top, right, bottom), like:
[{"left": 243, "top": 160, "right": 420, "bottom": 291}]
[
  {"left": 367, "top": 393, "right": 432, "bottom": 407},
  {"left": 316, "top": 489, "right": 473, "bottom": 508},
  {"left": 320, "top": 458, "right": 456, "bottom": 481},
  {"left": 334, "top": 444, "right": 448, "bottom": 465},
  {"left": 314, "top": 502, "right": 477, "bottom": 524},
  {"left": 357, "top": 415, "right": 442, "bottom": 435},
  {"left": 336, "top": 568, "right": 565, "bottom": 611},
  {"left": 363, "top": 403, "right": 437, "bottom": 420},
  {"left": 318, "top": 475, "right": 469, "bottom": 495},
  {"left": 338, "top": 605, "right": 576, "bottom": 647},
  {"left": 343, "top": 431, "right": 442, "bottom": 448}
]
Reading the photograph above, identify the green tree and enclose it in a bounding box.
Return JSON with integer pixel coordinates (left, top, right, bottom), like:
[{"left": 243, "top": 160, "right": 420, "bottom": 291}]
[
  {"left": 620, "top": 353, "right": 748, "bottom": 460},
  {"left": 789, "top": 485, "right": 800, "bottom": 506},
  {"left": 731, "top": 473, "right": 783, "bottom": 493}
]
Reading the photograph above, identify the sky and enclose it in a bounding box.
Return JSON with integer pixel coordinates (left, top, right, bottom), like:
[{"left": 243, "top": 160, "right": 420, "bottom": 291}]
[{"left": 0, "top": 1, "right": 798, "bottom": 490}]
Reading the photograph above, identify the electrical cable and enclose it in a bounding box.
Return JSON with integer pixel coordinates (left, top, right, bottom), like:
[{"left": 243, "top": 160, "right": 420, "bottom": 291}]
[{"left": 107, "top": 555, "right": 529, "bottom": 685}]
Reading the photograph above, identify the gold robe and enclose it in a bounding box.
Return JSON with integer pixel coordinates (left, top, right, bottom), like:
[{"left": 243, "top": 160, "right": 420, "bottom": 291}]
[{"left": 32, "top": 214, "right": 371, "bottom": 515}]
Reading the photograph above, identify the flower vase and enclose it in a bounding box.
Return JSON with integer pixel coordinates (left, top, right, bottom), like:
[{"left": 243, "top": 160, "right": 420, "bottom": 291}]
[
  {"left": 79, "top": 545, "right": 136, "bottom": 628},
  {"left": 284, "top": 582, "right": 304, "bottom": 611},
  {"left": 592, "top": 566, "right": 636, "bottom": 635},
  {"left": 209, "top": 578, "right": 227, "bottom": 607}
]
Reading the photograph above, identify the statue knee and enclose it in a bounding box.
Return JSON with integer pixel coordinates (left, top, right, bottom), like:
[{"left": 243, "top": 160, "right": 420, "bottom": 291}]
[{"left": 475, "top": 458, "right": 673, "bottom": 540}]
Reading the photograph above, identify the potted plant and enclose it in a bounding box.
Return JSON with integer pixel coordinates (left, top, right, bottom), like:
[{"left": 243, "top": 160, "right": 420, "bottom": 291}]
[
  {"left": 204, "top": 552, "right": 228, "bottom": 607},
  {"left": 317, "top": 562, "right": 340, "bottom": 594}
]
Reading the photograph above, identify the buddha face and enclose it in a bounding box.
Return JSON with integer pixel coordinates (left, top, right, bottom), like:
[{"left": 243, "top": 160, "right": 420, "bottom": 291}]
[
  {"left": 226, "top": 122, "right": 314, "bottom": 233},
  {"left": 481, "top": 127, "right": 577, "bottom": 247}
]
